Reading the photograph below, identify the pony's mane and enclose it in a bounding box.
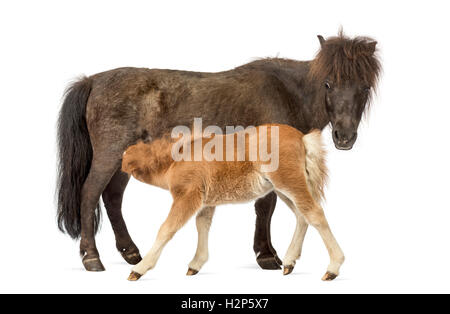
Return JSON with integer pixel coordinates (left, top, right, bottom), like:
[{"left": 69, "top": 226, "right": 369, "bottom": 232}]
[{"left": 309, "top": 31, "right": 381, "bottom": 90}]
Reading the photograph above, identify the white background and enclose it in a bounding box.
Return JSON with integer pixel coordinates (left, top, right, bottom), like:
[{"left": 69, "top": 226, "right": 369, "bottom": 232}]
[{"left": 1, "top": 0, "right": 449, "bottom": 294}]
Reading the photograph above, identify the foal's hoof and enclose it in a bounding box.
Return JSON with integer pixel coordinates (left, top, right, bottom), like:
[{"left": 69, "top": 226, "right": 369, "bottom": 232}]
[
  {"left": 127, "top": 271, "right": 142, "bottom": 281},
  {"left": 186, "top": 268, "right": 199, "bottom": 276},
  {"left": 121, "top": 251, "right": 142, "bottom": 265},
  {"left": 321, "top": 271, "right": 338, "bottom": 281},
  {"left": 256, "top": 253, "right": 282, "bottom": 270},
  {"left": 283, "top": 265, "right": 294, "bottom": 276},
  {"left": 82, "top": 257, "right": 105, "bottom": 272}
]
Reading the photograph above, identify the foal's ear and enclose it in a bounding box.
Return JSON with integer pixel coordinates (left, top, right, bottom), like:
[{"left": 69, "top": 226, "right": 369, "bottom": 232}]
[
  {"left": 368, "top": 41, "right": 377, "bottom": 54},
  {"left": 317, "top": 35, "right": 326, "bottom": 47}
]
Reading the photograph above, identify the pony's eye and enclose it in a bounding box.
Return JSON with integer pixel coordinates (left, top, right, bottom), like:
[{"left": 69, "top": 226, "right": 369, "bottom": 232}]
[
  {"left": 363, "top": 86, "right": 371, "bottom": 93},
  {"left": 325, "top": 82, "right": 331, "bottom": 90}
]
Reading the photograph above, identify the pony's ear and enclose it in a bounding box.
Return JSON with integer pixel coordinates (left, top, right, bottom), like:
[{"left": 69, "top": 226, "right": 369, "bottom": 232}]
[
  {"left": 317, "top": 35, "right": 326, "bottom": 47},
  {"left": 368, "top": 41, "right": 377, "bottom": 54}
]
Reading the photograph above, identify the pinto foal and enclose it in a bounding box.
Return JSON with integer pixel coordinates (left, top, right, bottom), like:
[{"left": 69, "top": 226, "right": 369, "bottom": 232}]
[{"left": 122, "top": 124, "right": 344, "bottom": 281}]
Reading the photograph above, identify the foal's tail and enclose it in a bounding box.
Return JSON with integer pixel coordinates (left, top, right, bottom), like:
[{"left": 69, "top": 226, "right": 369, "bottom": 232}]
[
  {"left": 56, "top": 77, "right": 101, "bottom": 239},
  {"left": 302, "top": 130, "right": 328, "bottom": 204}
]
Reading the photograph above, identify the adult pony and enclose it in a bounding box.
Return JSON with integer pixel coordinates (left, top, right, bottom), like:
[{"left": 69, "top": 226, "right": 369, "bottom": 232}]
[{"left": 57, "top": 31, "right": 380, "bottom": 271}]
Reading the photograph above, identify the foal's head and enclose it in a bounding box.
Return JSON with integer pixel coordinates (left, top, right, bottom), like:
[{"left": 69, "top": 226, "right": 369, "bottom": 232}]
[
  {"left": 122, "top": 138, "right": 175, "bottom": 184},
  {"left": 310, "top": 31, "right": 381, "bottom": 150},
  {"left": 122, "top": 142, "right": 150, "bottom": 181}
]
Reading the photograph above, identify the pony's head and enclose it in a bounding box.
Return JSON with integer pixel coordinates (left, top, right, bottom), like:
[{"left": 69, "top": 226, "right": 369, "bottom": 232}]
[{"left": 310, "top": 31, "right": 381, "bottom": 150}]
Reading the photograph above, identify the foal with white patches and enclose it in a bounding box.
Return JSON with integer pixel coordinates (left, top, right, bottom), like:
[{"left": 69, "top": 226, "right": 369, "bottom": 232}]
[{"left": 122, "top": 124, "right": 344, "bottom": 281}]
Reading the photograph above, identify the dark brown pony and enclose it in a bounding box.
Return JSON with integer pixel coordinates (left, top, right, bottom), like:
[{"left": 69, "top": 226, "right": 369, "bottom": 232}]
[{"left": 57, "top": 31, "right": 381, "bottom": 272}]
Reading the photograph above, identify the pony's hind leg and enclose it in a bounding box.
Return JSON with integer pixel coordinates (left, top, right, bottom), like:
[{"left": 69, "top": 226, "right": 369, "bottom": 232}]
[
  {"left": 276, "top": 192, "right": 309, "bottom": 275},
  {"left": 102, "top": 169, "right": 142, "bottom": 265},
  {"left": 187, "top": 206, "right": 215, "bottom": 276},
  {"left": 128, "top": 190, "right": 203, "bottom": 281},
  {"left": 80, "top": 157, "right": 121, "bottom": 271}
]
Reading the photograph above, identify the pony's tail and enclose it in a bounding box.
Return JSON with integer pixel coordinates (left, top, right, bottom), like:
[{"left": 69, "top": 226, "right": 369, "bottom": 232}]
[
  {"left": 302, "top": 130, "right": 328, "bottom": 204},
  {"left": 56, "top": 76, "right": 101, "bottom": 239}
]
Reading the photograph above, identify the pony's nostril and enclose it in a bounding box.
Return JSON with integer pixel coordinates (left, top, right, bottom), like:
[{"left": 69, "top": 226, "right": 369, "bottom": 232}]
[{"left": 333, "top": 130, "right": 339, "bottom": 140}]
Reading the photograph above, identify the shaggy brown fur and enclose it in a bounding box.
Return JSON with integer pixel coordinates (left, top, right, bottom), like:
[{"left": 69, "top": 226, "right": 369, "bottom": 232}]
[
  {"left": 310, "top": 30, "right": 381, "bottom": 90},
  {"left": 56, "top": 31, "right": 379, "bottom": 272},
  {"left": 122, "top": 125, "right": 344, "bottom": 281}
]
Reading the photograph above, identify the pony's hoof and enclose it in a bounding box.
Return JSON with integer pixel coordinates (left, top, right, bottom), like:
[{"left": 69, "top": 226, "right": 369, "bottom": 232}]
[
  {"left": 121, "top": 251, "right": 142, "bottom": 265},
  {"left": 128, "top": 271, "right": 142, "bottom": 281},
  {"left": 321, "top": 271, "right": 338, "bottom": 281},
  {"left": 274, "top": 254, "right": 282, "bottom": 266},
  {"left": 256, "top": 253, "right": 282, "bottom": 270},
  {"left": 82, "top": 257, "right": 105, "bottom": 272},
  {"left": 283, "top": 265, "right": 294, "bottom": 276},
  {"left": 186, "top": 268, "right": 199, "bottom": 276}
]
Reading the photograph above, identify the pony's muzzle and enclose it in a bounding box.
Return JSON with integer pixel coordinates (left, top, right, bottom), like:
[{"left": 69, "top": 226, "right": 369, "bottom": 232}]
[{"left": 332, "top": 129, "right": 357, "bottom": 150}]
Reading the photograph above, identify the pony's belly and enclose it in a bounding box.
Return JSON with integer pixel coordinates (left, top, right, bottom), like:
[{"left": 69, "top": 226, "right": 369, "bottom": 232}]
[{"left": 203, "top": 174, "right": 273, "bottom": 206}]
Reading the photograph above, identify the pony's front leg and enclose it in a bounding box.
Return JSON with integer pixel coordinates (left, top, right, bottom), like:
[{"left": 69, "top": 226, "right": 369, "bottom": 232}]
[
  {"left": 128, "top": 191, "right": 203, "bottom": 281},
  {"left": 187, "top": 206, "right": 215, "bottom": 276},
  {"left": 102, "top": 169, "right": 142, "bottom": 265},
  {"left": 254, "top": 192, "right": 282, "bottom": 269}
]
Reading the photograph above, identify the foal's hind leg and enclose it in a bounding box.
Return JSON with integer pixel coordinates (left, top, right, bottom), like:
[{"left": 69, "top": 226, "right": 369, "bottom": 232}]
[
  {"left": 254, "top": 192, "right": 282, "bottom": 270},
  {"left": 187, "top": 206, "right": 215, "bottom": 276},
  {"left": 128, "top": 191, "right": 203, "bottom": 281},
  {"left": 102, "top": 169, "right": 142, "bottom": 265}
]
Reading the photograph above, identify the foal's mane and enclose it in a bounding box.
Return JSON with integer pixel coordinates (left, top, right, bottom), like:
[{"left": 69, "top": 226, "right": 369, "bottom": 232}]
[{"left": 309, "top": 30, "right": 381, "bottom": 90}]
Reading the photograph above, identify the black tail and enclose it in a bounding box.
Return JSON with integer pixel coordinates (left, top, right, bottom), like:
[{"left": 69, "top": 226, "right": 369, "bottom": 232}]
[{"left": 56, "top": 77, "right": 101, "bottom": 239}]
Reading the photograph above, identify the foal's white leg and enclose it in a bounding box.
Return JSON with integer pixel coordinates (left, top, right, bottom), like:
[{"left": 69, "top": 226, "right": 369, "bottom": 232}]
[
  {"left": 128, "top": 227, "right": 170, "bottom": 279},
  {"left": 277, "top": 192, "right": 309, "bottom": 275},
  {"left": 128, "top": 193, "right": 202, "bottom": 281},
  {"left": 295, "top": 202, "right": 345, "bottom": 280},
  {"left": 282, "top": 214, "right": 308, "bottom": 275},
  {"left": 187, "top": 206, "right": 215, "bottom": 275},
  {"left": 315, "top": 220, "right": 345, "bottom": 281}
]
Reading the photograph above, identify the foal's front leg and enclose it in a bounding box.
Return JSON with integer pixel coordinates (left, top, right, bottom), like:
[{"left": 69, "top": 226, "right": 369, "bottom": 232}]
[
  {"left": 128, "top": 192, "right": 203, "bottom": 281},
  {"left": 294, "top": 201, "right": 345, "bottom": 281},
  {"left": 187, "top": 206, "right": 215, "bottom": 276},
  {"left": 276, "top": 192, "right": 309, "bottom": 275}
]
